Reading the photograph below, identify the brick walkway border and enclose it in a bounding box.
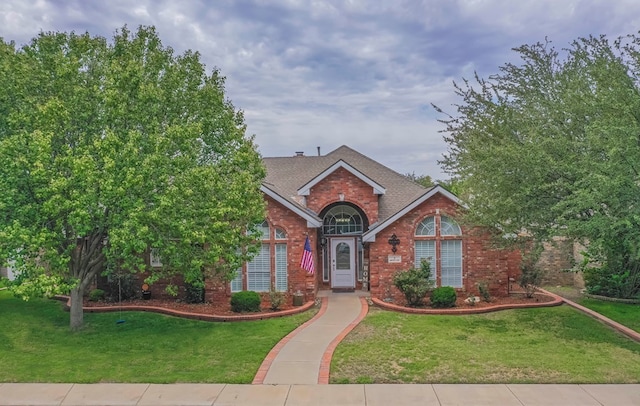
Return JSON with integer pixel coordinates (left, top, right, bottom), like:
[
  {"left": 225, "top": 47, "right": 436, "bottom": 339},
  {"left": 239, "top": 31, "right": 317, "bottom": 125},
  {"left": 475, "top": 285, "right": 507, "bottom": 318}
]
[{"left": 54, "top": 295, "right": 316, "bottom": 322}]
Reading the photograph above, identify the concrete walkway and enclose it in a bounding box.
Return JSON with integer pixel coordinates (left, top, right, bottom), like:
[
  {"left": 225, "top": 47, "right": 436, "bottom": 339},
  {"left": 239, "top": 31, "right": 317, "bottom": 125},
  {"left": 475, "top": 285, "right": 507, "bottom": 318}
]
[
  {"left": 1, "top": 383, "right": 639, "bottom": 405},
  {"left": 255, "top": 291, "right": 368, "bottom": 385}
]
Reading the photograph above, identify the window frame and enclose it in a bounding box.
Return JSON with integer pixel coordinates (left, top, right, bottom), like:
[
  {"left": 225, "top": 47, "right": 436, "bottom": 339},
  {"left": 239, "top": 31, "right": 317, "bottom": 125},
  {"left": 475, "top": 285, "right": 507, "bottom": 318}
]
[{"left": 414, "top": 213, "right": 463, "bottom": 288}]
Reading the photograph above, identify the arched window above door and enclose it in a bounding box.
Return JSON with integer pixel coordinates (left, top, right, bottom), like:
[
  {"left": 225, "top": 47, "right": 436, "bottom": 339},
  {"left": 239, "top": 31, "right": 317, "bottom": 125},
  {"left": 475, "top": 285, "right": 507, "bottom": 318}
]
[{"left": 322, "top": 205, "right": 363, "bottom": 235}]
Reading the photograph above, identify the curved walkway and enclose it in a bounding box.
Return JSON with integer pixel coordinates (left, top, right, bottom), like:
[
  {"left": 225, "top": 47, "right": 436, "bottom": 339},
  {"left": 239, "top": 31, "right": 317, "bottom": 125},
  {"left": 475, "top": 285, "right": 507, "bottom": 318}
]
[{"left": 253, "top": 291, "right": 368, "bottom": 385}]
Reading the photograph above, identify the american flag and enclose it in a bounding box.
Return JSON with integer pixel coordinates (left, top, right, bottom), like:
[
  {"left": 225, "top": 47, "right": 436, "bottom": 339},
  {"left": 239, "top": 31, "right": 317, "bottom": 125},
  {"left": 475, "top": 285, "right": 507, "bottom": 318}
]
[{"left": 300, "top": 236, "right": 315, "bottom": 274}]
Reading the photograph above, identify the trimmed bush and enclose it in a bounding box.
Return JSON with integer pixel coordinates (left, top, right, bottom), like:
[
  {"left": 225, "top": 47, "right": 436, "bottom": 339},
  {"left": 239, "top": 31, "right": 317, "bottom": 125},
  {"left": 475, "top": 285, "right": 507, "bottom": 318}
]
[
  {"left": 88, "top": 288, "right": 105, "bottom": 302},
  {"left": 393, "top": 260, "right": 435, "bottom": 306},
  {"left": 230, "top": 290, "right": 261, "bottom": 312},
  {"left": 430, "top": 286, "right": 457, "bottom": 308},
  {"left": 184, "top": 282, "right": 205, "bottom": 304}
]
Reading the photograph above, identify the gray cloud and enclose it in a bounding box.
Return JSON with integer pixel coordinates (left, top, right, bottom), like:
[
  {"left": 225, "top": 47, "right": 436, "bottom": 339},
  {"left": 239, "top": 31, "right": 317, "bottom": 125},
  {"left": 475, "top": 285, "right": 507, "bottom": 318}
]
[{"left": 2, "top": 0, "right": 638, "bottom": 179}]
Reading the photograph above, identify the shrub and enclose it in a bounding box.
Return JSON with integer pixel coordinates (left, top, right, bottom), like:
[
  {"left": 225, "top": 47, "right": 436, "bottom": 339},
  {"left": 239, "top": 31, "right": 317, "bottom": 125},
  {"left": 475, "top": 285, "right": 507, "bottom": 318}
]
[
  {"left": 430, "top": 286, "right": 457, "bottom": 308},
  {"left": 478, "top": 281, "right": 491, "bottom": 302},
  {"left": 230, "top": 290, "right": 261, "bottom": 312},
  {"left": 269, "top": 289, "right": 285, "bottom": 311},
  {"left": 106, "top": 272, "right": 138, "bottom": 301},
  {"left": 88, "top": 288, "right": 105, "bottom": 302},
  {"left": 184, "top": 282, "right": 205, "bottom": 304},
  {"left": 519, "top": 263, "right": 543, "bottom": 298},
  {"left": 392, "top": 260, "right": 435, "bottom": 306},
  {"left": 584, "top": 266, "right": 640, "bottom": 299}
]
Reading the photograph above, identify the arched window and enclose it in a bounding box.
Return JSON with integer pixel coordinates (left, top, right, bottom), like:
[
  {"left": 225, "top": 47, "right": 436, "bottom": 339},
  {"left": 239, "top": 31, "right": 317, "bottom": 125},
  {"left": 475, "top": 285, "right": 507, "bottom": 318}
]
[
  {"left": 414, "top": 214, "right": 462, "bottom": 288},
  {"left": 323, "top": 205, "right": 363, "bottom": 235}
]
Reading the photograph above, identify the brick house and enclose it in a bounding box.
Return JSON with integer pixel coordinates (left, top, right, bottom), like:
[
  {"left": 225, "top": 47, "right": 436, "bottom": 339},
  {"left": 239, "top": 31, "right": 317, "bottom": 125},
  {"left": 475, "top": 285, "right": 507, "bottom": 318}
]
[{"left": 214, "top": 145, "right": 522, "bottom": 304}]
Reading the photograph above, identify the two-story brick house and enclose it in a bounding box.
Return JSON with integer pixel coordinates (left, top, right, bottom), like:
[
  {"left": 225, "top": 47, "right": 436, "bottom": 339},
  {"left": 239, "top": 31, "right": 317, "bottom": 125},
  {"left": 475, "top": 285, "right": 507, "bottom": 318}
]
[{"left": 217, "top": 145, "right": 521, "bottom": 304}]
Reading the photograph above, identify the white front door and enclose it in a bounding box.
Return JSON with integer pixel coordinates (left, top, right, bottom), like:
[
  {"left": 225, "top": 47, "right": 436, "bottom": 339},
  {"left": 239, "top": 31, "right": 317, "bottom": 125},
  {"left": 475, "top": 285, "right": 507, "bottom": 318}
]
[{"left": 331, "top": 238, "right": 355, "bottom": 288}]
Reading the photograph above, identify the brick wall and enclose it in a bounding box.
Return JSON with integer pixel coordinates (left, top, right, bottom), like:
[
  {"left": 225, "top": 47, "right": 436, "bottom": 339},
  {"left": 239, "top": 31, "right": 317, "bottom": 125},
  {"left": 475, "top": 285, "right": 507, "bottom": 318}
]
[
  {"left": 367, "top": 192, "right": 521, "bottom": 302},
  {"left": 306, "top": 167, "right": 379, "bottom": 224}
]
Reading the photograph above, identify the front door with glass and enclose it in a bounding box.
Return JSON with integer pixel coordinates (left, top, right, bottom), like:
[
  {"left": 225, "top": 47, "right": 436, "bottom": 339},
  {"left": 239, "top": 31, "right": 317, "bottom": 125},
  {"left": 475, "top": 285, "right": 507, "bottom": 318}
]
[{"left": 330, "top": 237, "right": 355, "bottom": 288}]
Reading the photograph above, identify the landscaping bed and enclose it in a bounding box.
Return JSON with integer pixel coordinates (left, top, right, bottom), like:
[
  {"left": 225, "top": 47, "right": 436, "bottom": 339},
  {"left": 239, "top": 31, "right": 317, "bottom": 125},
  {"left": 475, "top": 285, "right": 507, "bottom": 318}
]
[{"left": 373, "top": 292, "right": 561, "bottom": 315}]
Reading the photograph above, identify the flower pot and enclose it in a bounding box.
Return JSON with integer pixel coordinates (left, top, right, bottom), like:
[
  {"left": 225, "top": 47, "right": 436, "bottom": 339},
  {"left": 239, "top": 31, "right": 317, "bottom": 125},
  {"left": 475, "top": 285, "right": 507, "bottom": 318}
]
[{"left": 142, "top": 291, "right": 151, "bottom": 300}]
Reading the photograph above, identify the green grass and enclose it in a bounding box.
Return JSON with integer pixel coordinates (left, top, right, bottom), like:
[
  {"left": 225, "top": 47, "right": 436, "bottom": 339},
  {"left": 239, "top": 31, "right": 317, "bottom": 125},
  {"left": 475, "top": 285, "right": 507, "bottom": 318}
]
[
  {"left": 544, "top": 285, "right": 640, "bottom": 333},
  {"left": 577, "top": 298, "right": 640, "bottom": 333},
  {"left": 331, "top": 306, "right": 640, "bottom": 384},
  {"left": 0, "top": 290, "right": 315, "bottom": 383}
]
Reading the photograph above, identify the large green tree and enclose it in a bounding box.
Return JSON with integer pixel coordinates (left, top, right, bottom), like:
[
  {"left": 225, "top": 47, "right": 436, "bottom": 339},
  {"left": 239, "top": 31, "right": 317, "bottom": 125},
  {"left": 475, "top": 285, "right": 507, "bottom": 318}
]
[
  {"left": 0, "top": 26, "right": 266, "bottom": 329},
  {"left": 437, "top": 34, "right": 640, "bottom": 298}
]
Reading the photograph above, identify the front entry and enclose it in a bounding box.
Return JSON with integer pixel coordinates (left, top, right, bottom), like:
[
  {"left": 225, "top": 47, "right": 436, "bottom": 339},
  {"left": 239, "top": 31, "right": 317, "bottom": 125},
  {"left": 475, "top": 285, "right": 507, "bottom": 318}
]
[{"left": 330, "top": 237, "right": 356, "bottom": 289}]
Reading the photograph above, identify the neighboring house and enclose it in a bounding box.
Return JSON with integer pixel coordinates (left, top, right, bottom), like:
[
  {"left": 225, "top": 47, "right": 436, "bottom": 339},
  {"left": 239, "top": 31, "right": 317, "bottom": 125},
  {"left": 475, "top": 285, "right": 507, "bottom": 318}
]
[{"left": 202, "top": 145, "right": 521, "bottom": 304}]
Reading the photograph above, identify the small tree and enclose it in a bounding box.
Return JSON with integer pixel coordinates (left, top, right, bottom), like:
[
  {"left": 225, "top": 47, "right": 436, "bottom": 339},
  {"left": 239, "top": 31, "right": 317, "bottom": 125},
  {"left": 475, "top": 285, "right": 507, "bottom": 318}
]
[
  {"left": 519, "top": 263, "right": 543, "bottom": 298},
  {"left": 393, "top": 260, "right": 435, "bottom": 306}
]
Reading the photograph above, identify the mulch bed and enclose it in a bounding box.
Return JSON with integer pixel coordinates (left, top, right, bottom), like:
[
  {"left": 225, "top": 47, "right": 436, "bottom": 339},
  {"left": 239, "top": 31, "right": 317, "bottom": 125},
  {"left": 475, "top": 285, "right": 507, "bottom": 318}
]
[{"left": 373, "top": 292, "right": 562, "bottom": 315}]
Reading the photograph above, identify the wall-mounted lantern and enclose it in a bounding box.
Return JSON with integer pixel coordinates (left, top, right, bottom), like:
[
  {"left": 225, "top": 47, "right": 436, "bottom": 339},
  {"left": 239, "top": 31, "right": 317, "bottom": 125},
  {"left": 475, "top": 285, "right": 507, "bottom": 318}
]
[{"left": 388, "top": 233, "right": 400, "bottom": 253}]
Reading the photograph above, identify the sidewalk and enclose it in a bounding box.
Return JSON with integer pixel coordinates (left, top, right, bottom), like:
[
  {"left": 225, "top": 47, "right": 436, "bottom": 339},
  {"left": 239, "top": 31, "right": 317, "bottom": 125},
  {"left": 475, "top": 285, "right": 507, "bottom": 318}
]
[
  {"left": 1, "top": 383, "right": 639, "bottom": 405},
  {"left": 255, "top": 291, "right": 368, "bottom": 384}
]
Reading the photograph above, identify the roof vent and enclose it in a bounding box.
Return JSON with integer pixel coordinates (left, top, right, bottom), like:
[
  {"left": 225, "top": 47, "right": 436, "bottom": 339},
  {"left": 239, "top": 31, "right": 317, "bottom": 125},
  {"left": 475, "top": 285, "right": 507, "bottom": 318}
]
[{"left": 295, "top": 151, "right": 304, "bottom": 156}]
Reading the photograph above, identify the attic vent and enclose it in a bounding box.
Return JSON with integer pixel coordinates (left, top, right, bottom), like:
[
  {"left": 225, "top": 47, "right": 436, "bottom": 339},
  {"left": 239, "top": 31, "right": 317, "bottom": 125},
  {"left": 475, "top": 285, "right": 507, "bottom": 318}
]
[{"left": 295, "top": 151, "right": 304, "bottom": 156}]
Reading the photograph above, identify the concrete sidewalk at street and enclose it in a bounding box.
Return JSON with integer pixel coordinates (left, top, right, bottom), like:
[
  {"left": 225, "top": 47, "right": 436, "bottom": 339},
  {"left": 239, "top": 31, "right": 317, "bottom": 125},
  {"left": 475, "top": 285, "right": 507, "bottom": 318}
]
[{"left": 1, "top": 383, "right": 639, "bottom": 405}]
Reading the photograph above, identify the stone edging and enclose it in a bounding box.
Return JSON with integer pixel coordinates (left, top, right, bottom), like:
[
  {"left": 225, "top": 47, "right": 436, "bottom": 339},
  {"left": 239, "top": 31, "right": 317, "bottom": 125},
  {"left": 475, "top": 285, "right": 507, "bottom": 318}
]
[
  {"left": 53, "top": 295, "right": 316, "bottom": 322},
  {"left": 583, "top": 293, "right": 640, "bottom": 304},
  {"left": 371, "top": 293, "right": 563, "bottom": 315},
  {"left": 252, "top": 297, "right": 329, "bottom": 384},
  {"left": 317, "top": 297, "right": 369, "bottom": 384},
  {"left": 539, "top": 289, "right": 640, "bottom": 343}
]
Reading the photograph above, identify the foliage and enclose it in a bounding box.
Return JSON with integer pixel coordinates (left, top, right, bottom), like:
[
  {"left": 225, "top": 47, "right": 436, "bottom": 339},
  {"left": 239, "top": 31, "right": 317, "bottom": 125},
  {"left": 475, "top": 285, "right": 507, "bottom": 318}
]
[
  {"left": 0, "top": 26, "right": 266, "bottom": 329},
  {"left": 430, "top": 286, "right": 457, "bottom": 308},
  {"left": 230, "top": 291, "right": 261, "bottom": 313},
  {"left": 583, "top": 266, "right": 640, "bottom": 299},
  {"left": 88, "top": 289, "right": 105, "bottom": 302},
  {"left": 437, "top": 34, "right": 640, "bottom": 299},
  {"left": 10, "top": 273, "right": 75, "bottom": 300},
  {"left": 519, "top": 263, "right": 543, "bottom": 298},
  {"left": 392, "top": 260, "right": 435, "bottom": 306},
  {"left": 269, "top": 289, "right": 285, "bottom": 311},
  {"left": 478, "top": 281, "right": 491, "bottom": 302},
  {"left": 405, "top": 172, "right": 434, "bottom": 188},
  {"left": 0, "top": 290, "right": 316, "bottom": 383}
]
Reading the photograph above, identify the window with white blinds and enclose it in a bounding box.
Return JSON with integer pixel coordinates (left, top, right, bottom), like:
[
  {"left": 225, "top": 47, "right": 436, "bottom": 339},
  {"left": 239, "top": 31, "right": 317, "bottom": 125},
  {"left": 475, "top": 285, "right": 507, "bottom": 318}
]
[
  {"left": 414, "top": 240, "right": 436, "bottom": 280},
  {"left": 247, "top": 243, "right": 270, "bottom": 292},
  {"left": 275, "top": 243, "right": 287, "bottom": 292},
  {"left": 441, "top": 240, "right": 462, "bottom": 287},
  {"left": 414, "top": 214, "right": 463, "bottom": 288},
  {"left": 230, "top": 268, "right": 243, "bottom": 292}
]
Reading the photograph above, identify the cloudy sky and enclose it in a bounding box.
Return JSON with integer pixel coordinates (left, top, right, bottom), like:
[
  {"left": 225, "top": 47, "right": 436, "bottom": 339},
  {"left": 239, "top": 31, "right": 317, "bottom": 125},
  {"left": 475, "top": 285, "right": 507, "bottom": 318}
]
[{"left": 2, "top": 1, "right": 639, "bottom": 179}]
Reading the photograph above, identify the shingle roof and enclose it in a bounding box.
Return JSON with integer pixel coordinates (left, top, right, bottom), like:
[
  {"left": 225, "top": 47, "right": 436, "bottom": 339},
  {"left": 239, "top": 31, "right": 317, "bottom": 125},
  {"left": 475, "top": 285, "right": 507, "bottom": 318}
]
[{"left": 263, "top": 145, "right": 430, "bottom": 226}]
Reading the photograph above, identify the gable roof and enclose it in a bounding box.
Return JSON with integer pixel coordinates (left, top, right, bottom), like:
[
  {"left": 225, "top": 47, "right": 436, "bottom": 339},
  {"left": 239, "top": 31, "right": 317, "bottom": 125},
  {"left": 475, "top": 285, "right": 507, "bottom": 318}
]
[
  {"left": 262, "top": 145, "right": 454, "bottom": 230},
  {"left": 362, "top": 185, "right": 463, "bottom": 242},
  {"left": 297, "top": 159, "right": 386, "bottom": 196}
]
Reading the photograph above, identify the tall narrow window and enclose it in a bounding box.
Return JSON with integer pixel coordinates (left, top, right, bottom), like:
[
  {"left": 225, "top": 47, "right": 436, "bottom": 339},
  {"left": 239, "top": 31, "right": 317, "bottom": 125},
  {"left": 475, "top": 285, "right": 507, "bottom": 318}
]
[
  {"left": 230, "top": 267, "right": 243, "bottom": 292},
  {"left": 441, "top": 240, "right": 462, "bottom": 287},
  {"left": 247, "top": 244, "right": 270, "bottom": 292},
  {"left": 275, "top": 243, "right": 287, "bottom": 291},
  {"left": 414, "top": 240, "right": 436, "bottom": 280}
]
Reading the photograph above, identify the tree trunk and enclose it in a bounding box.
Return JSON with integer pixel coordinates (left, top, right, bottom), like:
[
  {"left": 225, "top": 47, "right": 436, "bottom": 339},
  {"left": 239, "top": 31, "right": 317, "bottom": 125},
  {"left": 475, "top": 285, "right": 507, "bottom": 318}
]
[{"left": 70, "top": 286, "right": 84, "bottom": 331}]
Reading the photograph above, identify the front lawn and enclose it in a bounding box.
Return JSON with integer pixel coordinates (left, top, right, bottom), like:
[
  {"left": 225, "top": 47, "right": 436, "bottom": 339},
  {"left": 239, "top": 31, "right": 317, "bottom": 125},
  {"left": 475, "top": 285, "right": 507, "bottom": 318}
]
[
  {"left": 577, "top": 298, "right": 640, "bottom": 333},
  {"left": 0, "top": 290, "right": 315, "bottom": 383},
  {"left": 331, "top": 306, "right": 640, "bottom": 384}
]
